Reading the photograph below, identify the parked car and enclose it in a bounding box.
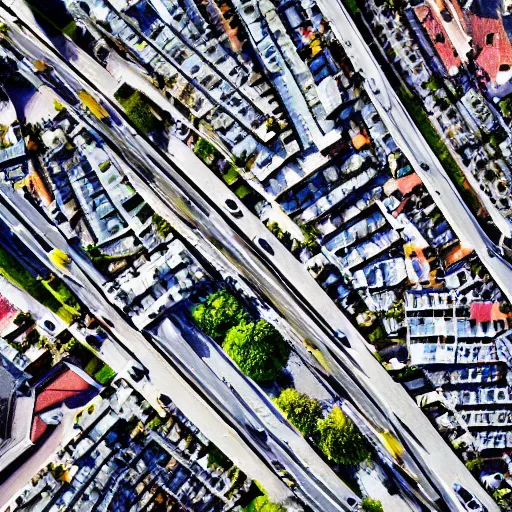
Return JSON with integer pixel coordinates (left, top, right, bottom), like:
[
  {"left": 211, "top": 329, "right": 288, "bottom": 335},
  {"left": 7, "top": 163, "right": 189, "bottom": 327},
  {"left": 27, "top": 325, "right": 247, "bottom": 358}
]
[{"left": 453, "top": 483, "right": 487, "bottom": 511}]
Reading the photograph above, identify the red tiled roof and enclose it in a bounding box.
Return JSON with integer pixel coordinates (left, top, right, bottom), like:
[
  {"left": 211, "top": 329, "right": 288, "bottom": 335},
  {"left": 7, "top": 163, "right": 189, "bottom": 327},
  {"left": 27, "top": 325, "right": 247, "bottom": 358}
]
[
  {"left": 0, "top": 294, "right": 18, "bottom": 332},
  {"left": 34, "top": 369, "right": 92, "bottom": 414},
  {"left": 396, "top": 173, "right": 423, "bottom": 195},
  {"left": 415, "top": 5, "right": 462, "bottom": 73},
  {"left": 470, "top": 301, "right": 493, "bottom": 322},
  {"left": 30, "top": 415, "right": 49, "bottom": 443},
  {"left": 467, "top": 14, "right": 512, "bottom": 82}
]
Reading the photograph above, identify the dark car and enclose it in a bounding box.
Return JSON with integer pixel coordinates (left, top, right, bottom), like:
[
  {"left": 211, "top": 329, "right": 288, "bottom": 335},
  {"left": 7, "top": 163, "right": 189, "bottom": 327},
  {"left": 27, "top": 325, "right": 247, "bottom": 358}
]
[
  {"left": 255, "top": 237, "right": 275, "bottom": 256},
  {"left": 453, "top": 483, "right": 487, "bottom": 511}
]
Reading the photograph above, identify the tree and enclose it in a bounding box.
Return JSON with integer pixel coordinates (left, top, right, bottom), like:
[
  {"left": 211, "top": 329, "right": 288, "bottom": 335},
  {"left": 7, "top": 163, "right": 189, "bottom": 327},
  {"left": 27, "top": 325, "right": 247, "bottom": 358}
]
[
  {"left": 223, "top": 320, "right": 290, "bottom": 382},
  {"left": 25, "top": 328, "right": 40, "bottom": 346},
  {"left": 242, "top": 483, "right": 287, "bottom": 512},
  {"left": 298, "top": 222, "right": 320, "bottom": 252},
  {"left": 465, "top": 457, "right": 483, "bottom": 473},
  {"left": 317, "top": 406, "right": 370, "bottom": 465},
  {"left": 191, "top": 290, "right": 250, "bottom": 340},
  {"left": 362, "top": 497, "right": 384, "bottom": 512},
  {"left": 274, "top": 388, "right": 322, "bottom": 437},
  {"left": 13, "top": 311, "right": 32, "bottom": 326},
  {"left": 194, "top": 138, "right": 216, "bottom": 163}
]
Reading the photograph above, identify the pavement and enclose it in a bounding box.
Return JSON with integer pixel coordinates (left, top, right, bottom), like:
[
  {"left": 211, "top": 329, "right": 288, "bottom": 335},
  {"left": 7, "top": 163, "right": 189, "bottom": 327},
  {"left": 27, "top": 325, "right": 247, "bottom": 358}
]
[{"left": 0, "top": 5, "right": 501, "bottom": 510}]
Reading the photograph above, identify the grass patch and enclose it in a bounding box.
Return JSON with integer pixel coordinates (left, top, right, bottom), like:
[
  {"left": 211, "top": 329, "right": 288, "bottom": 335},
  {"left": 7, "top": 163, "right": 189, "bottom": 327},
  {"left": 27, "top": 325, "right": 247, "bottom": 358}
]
[
  {"left": 62, "top": 20, "right": 79, "bottom": 40},
  {"left": 114, "top": 84, "right": 158, "bottom": 134},
  {"left": 84, "top": 354, "right": 116, "bottom": 385},
  {"left": 84, "top": 355, "right": 104, "bottom": 377},
  {"left": 397, "top": 86, "right": 482, "bottom": 213},
  {"left": 0, "top": 246, "right": 79, "bottom": 322},
  {"left": 41, "top": 277, "right": 80, "bottom": 323},
  {"left": 94, "top": 364, "right": 116, "bottom": 385}
]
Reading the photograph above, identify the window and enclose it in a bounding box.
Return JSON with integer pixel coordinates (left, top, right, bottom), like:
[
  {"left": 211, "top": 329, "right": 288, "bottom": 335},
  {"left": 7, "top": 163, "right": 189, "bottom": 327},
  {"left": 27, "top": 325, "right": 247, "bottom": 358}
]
[
  {"left": 486, "top": 33, "right": 495, "bottom": 45},
  {"left": 500, "top": 63, "right": 511, "bottom": 71}
]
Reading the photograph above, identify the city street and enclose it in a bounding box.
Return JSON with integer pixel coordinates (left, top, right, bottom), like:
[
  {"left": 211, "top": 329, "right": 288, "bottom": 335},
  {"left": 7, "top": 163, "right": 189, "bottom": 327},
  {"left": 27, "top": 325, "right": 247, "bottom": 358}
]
[{"left": 0, "top": 4, "right": 501, "bottom": 510}]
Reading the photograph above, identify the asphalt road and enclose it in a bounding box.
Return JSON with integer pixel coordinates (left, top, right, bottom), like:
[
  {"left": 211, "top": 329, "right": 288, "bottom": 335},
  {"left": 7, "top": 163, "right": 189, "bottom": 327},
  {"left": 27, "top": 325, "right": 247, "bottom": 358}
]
[{"left": 0, "top": 7, "right": 499, "bottom": 510}]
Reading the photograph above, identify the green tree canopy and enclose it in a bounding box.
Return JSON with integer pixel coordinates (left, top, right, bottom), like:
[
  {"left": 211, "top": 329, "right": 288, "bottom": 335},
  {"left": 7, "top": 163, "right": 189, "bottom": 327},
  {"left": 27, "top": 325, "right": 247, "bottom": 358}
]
[
  {"left": 274, "top": 388, "right": 322, "bottom": 437},
  {"left": 362, "top": 497, "right": 384, "bottom": 512},
  {"left": 223, "top": 320, "right": 290, "bottom": 381},
  {"left": 242, "top": 483, "right": 287, "bottom": 512},
  {"left": 194, "top": 138, "right": 216, "bottom": 162},
  {"left": 317, "top": 406, "right": 370, "bottom": 465},
  {"left": 191, "top": 290, "right": 250, "bottom": 340}
]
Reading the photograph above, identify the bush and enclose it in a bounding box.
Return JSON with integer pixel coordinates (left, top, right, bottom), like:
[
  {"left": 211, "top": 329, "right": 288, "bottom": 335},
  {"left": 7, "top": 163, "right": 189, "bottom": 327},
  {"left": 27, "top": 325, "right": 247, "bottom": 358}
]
[
  {"left": 191, "top": 290, "right": 250, "bottom": 340},
  {"left": 146, "top": 416, "right": 163, "bottom": 430},
  {"left": 25, "top": 328, "right": 40, "bottom": 346},
  {"left": 152, "top": 213, "right": 172, "bottom": 238},
  {"left": 53, "top": 99, "right": 65, "bottom": 112},
  {"left": 13, "top": 312, "right": 32, "bottom": 326},
  {"left": 362, "top": 497, "right": 384, "bottom": 512},
  {"left": 317, "top": 406, "right": 370, "bottom": 465},
  {"left": 194, "top": 138, "right": 216, "bottom": 163},
  {"left": 99, "top": 160, "right": 111, "bottom": 173},
  {"left": 465, "top": 457, "right": 483, "bottom": 473},
  {"left": 274, "top": 388, "right": 322, "bottom": 437},
  {"left": 222, "top": 320, "right": 290, "bottom": 382}
]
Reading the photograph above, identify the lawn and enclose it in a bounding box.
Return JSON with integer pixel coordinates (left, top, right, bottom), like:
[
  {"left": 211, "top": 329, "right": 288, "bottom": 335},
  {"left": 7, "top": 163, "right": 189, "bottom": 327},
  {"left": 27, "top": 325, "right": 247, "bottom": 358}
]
[
  {"left": 94, "top": 364, "right": 116, "bottom": 385},
  {"left": 0, "top": 245, "right": 72, "bottom": 316},
  {"left": 41, "top": 277, "right": 81, "bottom": 324},
  {"left": 114, "top": 85, "right": 158, "bottom": 134},
  {"left": 84, "top": 355, "right": 116, "bottom": 385}
]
